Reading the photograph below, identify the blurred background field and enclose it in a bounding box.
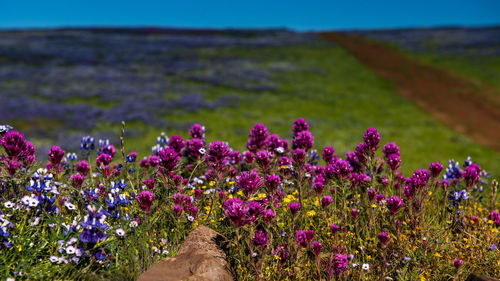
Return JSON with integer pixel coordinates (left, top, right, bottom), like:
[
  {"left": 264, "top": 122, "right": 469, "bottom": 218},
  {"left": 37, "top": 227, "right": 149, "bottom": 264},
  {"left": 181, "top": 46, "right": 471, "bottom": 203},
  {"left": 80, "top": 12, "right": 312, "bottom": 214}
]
[{"left": 1, "top": 27, "right": 500, "bottom": 177}]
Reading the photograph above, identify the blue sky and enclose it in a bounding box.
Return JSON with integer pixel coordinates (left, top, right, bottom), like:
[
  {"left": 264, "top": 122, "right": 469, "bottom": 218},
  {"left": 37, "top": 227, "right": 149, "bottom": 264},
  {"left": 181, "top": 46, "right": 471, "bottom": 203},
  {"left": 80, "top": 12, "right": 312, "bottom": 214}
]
[{"left": 1, "top": 0, "right": 499, "bottom": 30}]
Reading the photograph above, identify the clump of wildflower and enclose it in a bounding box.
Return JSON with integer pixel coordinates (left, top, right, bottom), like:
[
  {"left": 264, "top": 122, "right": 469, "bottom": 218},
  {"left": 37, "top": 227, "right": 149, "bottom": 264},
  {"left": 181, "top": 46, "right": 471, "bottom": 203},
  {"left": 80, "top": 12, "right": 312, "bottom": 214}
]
[
  {"left": 489, "top": 210, "right": 500, "bottom": 225},
  {"left": 312, "top": 241, "right": 322, "bottom": 255},
  {"left": 252, "top": 230, "right": 270, "bottom": 247},
  {"left": 333, "top": 254, "right": 349, "bottom": 274},
  {"left": 158, "top": 148, "right": 180, "bottom": 175},
  {"left": 262, "top": 208, "right": 276, "bottom": 223},
  {"left": 386, "top": 196, "right": 405, "bottom": 215},
  {"left": 464, "top": 163, "right": 481, "bottom": 188},
  {"left": 292, "top": 130, "right": 314, "bottom": 151},
  {"left": 453, "top": 258, "right": 463, "bottom": 270},
  {"left": 313, "top": 174, "right": 326, "bottom": 195},
  {"left": 292, "top": 118, "right": 310, "bottom": 136},
  {"left": 207, "top": 141, "right": 230, "bottom": 171},
  {"left": 70, "top": 174, "right": 84, "bottom": 187},
  {"left": 168, "top": 135, "right": 185, "bottom": 153},
  {"left": 330, "top": 224, "right": 340, "bottom": 234},
  {"left": 429, "top": 162, "right": 444, "bottom": 178},
  {"left": 247, "top": 123, "right": 269, "bottom": 152},
  {"left": 410, "top": 169, "right": 430, "bottom": 190},
  {"left": 126, "top": 152, "right": 138, "bottom": 163},
  {"left": 76, "top": 160, "right": 90, "bottom": 176},
  {"left": 288, "top": 202, "right": 301, "bottom": 217},
  {"left": 265, "top": 174, "right": 281, "bottom": 193},
  {"left": 363, "top": 128, "right": 381, "bottom": 153},
  {"left": 189, "top": 124, "right": 205, "bottom": 139},
  {"left": 256, "top": 150, "right": 271, "bottom": 170},
  {"left": 237, "top": 170, "right": 263, "bottom": 197},
  {"left": 96, "top": 153, "right": 112, "bottom": 166},
  {"left": 322, "top": 146, "right": 336, "bottom": 164},
  {"left": 295, "top": 230, "right": 314, "bottom": 248},
  {"left": 136, "top": 191, "right": 155, "bottom": 213},
  {"left": 223, "top": 198, "right": 252, "bottom": 227},
  {"left": 321, "top": 195, "right": 333, "bottom": 208},
  {"left": 325, "top": 159, "right": 353, "bottom": 181},
  {"left": 377, "top": 232, "right": 390, "bottom": 247}
]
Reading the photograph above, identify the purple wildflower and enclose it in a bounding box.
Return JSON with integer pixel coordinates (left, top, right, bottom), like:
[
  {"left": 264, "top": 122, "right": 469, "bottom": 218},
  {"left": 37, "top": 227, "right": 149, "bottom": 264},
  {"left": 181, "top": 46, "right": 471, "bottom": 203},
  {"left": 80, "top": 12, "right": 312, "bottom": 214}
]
[
  {"left": 464, "top": 163, "right": 481, "bottom": 188},
  {"left": 265, "top": 174, "right": 281, "bottom": 192},
  {"left": 292, "top": 130, "right": 314, "bottom": 151},
  {"left": 313, "top": 174, "right": 326, "bottom": 195},
  {"left": 312, "top": 241, "right": 323, "bottom": 255},
  {"left": 363, "top": 128, "right": 381, "bottom": 152},
  {"left": 377, "top": 232, "right": 390, "bottom": 247},
  {"left": 322, "top": 146, "right": 336, "bottom": 164},
  {"left": 453, "top": 258, "right": 463, "bottom": 270},
  {"left": 223, "top": 198, "right": 251, "bottom": 227},
  {"left": 158, "top": 148, "right": 180, "bottom": 175},
  {"left": 252, "top": 230, "right": 270, "bottom": 247},
  {"left": 386, "top": 196, "right": 405, "bottom": 216},
  {"left": 429, "top": 162, "right": 444, "bottom": 178},
  {"left": 386, "top": 154, "right": 402, "bottom": 171},
  {"left": 288, "top": 202, "right": 301, "bottom": 217},
  {"left": 292, "top": 118, "right": 310, "bottom": 136},
  {"left": 237, "top": 170, "right": 263, "bottom": 197},
  {"left": 207, "top": 141, "right": 230, "bottom": 170},
  {"left": 189, "top": 124, "right": 205, "bottom": 139},
  {"left": 410, "top": 169, "right": 430, "bottom": 190},
  {"left": 383, "top": 142, "right": 400, "bottom": 158},
  {"left": 322, "top": 195, "right": 333, "bottom": 208},
  {"left": 168, "top": 135, "right": 185, "bottom": 153},
  {"left": 136, "top": 191, "right": 155, "bottom": 213}
]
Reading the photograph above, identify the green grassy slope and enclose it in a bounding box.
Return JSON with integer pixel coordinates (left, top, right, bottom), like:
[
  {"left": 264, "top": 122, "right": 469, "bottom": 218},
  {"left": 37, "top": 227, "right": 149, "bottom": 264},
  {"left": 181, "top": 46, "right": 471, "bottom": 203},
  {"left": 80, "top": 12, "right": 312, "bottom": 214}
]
[{"left": 114, "top": 41, "right": 500, "bottom": 177}]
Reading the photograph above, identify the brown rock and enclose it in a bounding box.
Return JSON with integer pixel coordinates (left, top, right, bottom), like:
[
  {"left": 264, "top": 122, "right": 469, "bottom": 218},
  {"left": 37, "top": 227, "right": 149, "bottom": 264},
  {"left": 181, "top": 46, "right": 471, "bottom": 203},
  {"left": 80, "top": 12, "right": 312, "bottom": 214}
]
[
  {"left": 465, "top": 273, "right": 500, "bottom": 281},
  {"left": 138, "top": 225, "right": 233, "bottom": 281}
]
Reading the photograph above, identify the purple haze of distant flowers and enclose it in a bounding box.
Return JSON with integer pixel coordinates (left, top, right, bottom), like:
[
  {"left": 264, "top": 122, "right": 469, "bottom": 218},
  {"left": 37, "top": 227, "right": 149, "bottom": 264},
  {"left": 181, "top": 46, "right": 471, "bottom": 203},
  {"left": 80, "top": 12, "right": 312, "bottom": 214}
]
[
  {"left": 363, "top": 128, "right": 381, "bottom": 152},
  {"left": 292, "top": 130, "right": 314, "bottom": 152},
  {"left": 237, "top": 169, "right": 263, "bottom": 197},
  {"left": 136, "top": 191, "right": 155, "bottom": 213},
  {"left": 158, "top": 147, "right": 180, "bottom": 175},
  {"left": 386, "top": 196, "right": 405, "bottom": 215}
]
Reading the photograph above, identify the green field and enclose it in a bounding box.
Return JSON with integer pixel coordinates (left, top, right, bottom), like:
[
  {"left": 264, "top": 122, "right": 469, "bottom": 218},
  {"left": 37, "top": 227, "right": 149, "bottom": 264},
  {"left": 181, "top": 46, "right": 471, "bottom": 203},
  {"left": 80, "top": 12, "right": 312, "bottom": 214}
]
[{"left": 100, "top": 40, "right": 500, "bottom": 177}]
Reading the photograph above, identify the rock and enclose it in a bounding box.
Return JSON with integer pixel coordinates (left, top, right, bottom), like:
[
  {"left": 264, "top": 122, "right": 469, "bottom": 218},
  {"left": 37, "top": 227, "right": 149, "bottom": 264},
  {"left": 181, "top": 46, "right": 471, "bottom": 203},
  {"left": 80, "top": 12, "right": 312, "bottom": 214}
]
[
  {"left": 465, "top": 273, "right": 500, "bottom": 281},
  {"left": 138, "top": 225, "right": 233, "bottom": 281}
]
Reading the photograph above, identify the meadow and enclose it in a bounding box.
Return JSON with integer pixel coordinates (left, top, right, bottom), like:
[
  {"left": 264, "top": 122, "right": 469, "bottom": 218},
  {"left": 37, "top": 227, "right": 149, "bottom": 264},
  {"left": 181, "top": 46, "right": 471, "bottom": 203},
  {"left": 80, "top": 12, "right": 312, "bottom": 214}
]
[
  {"left": 0, "top": 28, "right": 499, "bottom": 280},
  {"left": 0, "top": 120, "right": 498, "bottom": 280},
  {"left": 1, "top": 28, "right": 499, "bottom": 177}
]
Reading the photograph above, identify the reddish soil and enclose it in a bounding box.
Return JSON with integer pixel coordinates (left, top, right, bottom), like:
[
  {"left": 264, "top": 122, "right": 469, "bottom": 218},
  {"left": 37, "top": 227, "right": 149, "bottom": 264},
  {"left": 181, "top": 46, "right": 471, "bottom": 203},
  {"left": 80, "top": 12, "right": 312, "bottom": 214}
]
[{"left": 320, "top": 32, "right": 500, "bottom": 151}]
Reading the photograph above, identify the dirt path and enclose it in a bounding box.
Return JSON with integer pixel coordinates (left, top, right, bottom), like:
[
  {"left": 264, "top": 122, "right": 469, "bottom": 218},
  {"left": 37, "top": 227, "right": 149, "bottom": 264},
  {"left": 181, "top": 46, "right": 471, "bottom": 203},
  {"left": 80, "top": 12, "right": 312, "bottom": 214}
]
[{"left": 320, "top": 32, "right": 500, "bottom": 151}]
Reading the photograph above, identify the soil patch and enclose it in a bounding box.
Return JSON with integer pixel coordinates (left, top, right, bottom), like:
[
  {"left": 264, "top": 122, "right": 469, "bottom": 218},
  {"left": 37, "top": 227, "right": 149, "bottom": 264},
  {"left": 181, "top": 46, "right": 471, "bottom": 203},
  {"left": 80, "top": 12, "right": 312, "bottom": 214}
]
[{"left": 320, "top": 32, "right": 500, "bottom": 151}]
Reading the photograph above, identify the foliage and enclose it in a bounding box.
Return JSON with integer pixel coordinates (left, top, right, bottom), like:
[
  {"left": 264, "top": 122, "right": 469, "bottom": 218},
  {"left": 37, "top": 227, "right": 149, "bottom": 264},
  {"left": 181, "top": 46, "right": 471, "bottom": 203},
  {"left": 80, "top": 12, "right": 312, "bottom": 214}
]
[{"left": 0, "top": 120, "right": 498, "bottom": 280}]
